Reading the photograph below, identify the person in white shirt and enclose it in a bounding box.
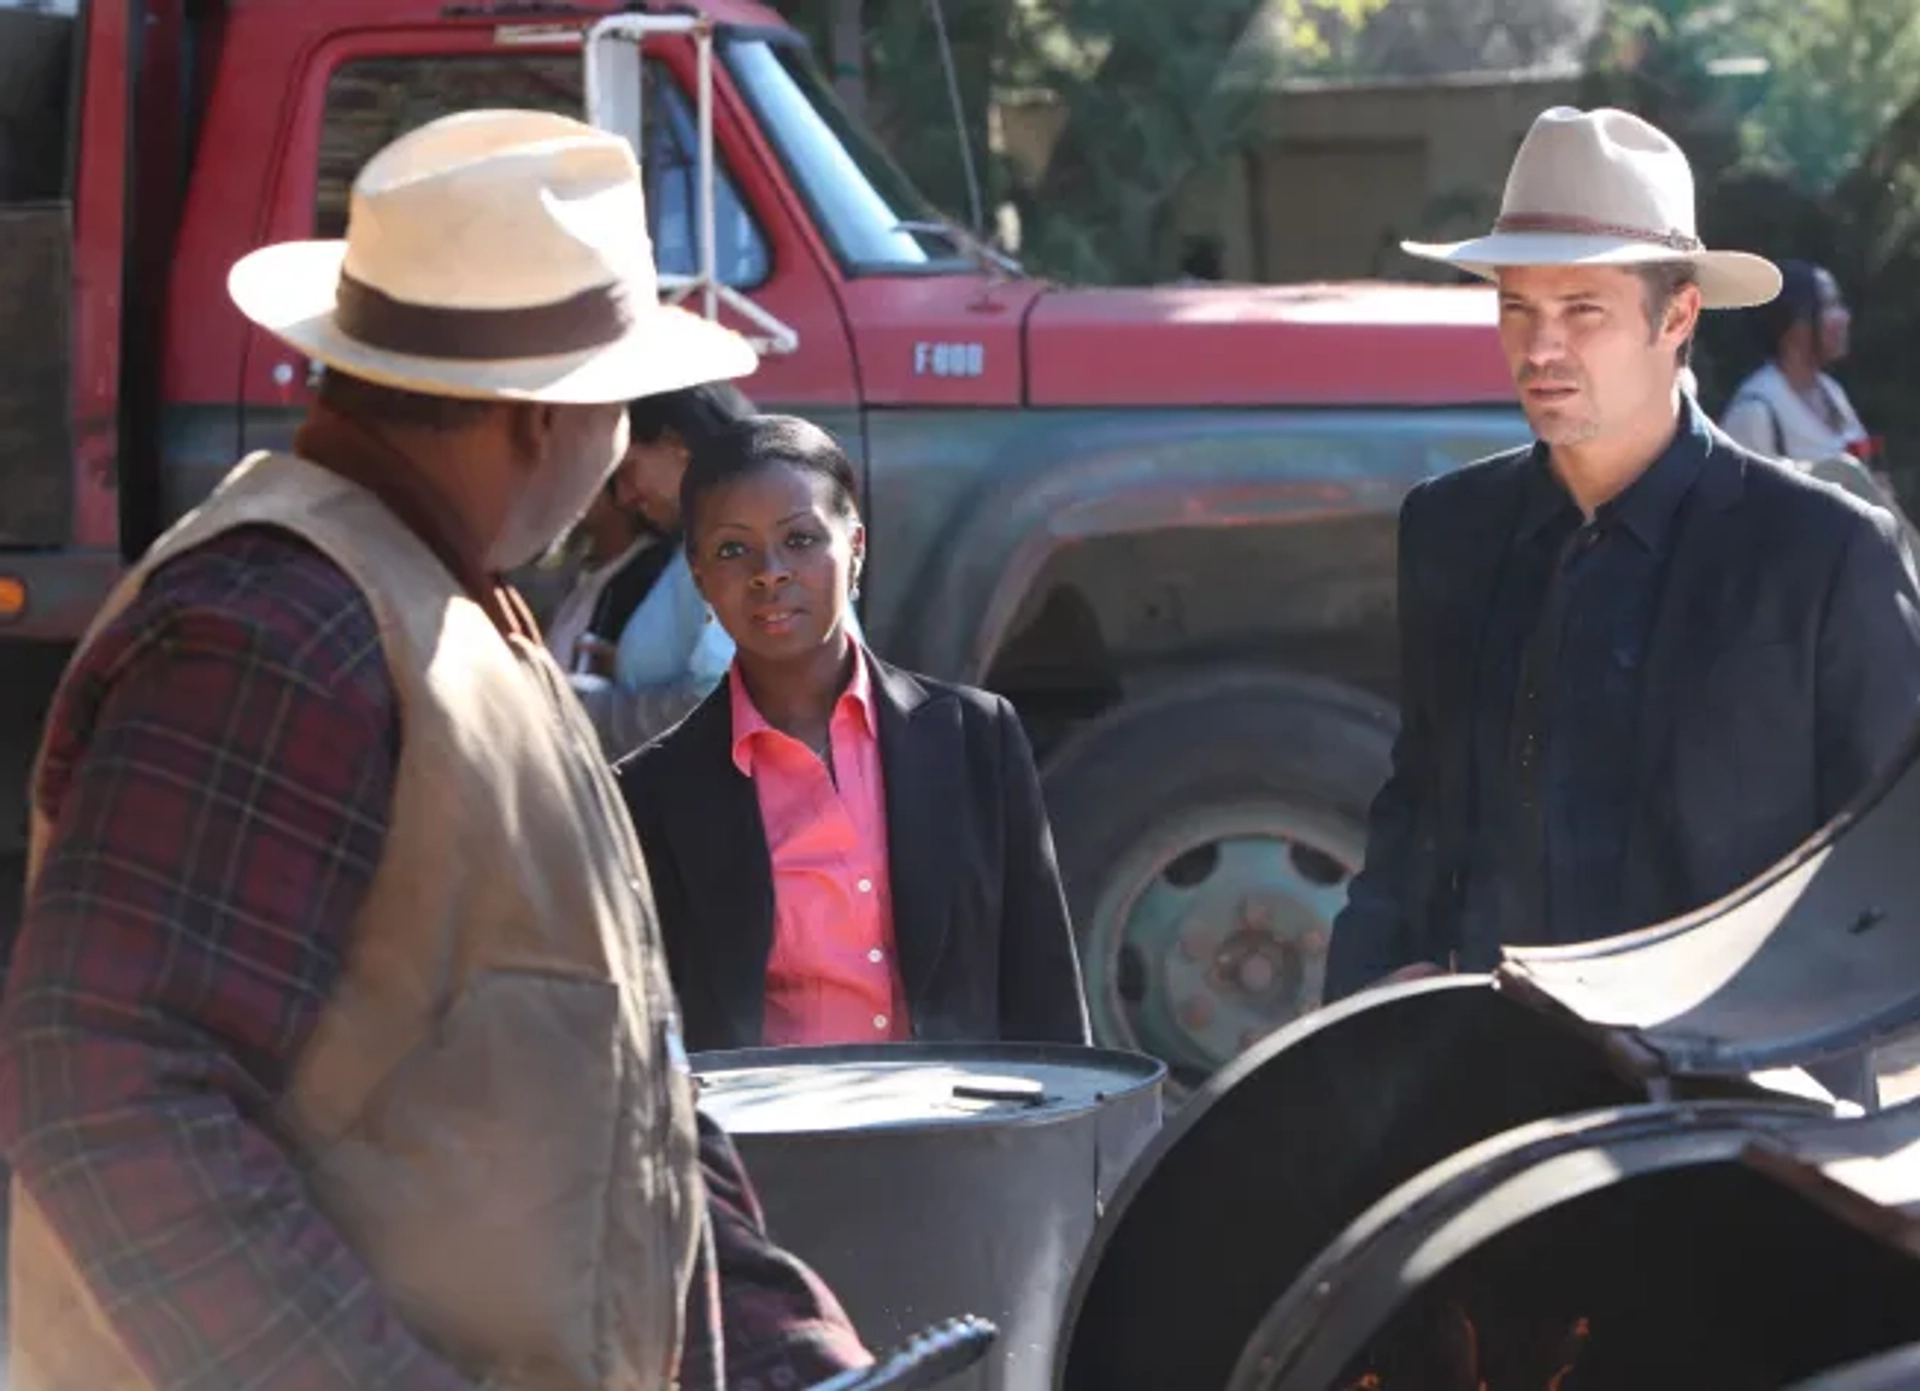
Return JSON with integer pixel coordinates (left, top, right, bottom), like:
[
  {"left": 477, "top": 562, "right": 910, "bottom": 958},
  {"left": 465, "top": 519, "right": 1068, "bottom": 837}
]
[
  {"left": 560, "top": 382, "right": 753, "bottom": 757},
  {"left": 1721, "top": 260, "right": 1871, "bottom": 463},
  {"left": 1720, "top": 260, "right": 1913, "bottom": 561},
  {"left": 543, "top": 474, "right": 660, "bottom": 675}
]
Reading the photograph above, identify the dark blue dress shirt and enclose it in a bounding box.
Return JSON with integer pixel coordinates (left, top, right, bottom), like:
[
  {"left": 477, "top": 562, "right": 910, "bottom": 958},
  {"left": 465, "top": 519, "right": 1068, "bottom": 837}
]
[{"left": 1456, "top": 403, "right": 1708, "bottom": 969}]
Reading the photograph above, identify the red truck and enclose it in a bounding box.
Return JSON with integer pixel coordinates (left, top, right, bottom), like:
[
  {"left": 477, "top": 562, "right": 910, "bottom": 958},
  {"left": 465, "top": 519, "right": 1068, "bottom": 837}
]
[{"left": 0, "top": 0, "right": 1532, "bottom": 1089}]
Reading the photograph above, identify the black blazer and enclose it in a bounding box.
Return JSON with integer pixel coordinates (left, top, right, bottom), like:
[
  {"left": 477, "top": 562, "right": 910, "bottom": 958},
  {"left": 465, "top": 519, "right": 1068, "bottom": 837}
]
[
  {"left": 615, "top": 653, "right": 1091, "bottom": 1052},
  {"left": 1325, "top": 422, "right": 1920, "bottom": 1001}
]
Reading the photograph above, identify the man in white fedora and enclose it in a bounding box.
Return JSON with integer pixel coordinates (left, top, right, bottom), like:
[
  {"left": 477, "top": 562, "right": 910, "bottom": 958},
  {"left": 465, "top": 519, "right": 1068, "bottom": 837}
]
[
  {"left": 1324, "top": 108, "right": 1920, "bottom": 1091},
  {"left": 0, "top": 110, "right": 868, "bottom": 1391}
]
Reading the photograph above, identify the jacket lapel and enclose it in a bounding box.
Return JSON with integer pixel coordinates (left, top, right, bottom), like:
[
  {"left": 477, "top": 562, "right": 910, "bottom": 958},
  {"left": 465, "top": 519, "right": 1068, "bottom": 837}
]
[
  {"left": 871, "top": 656, "right": 961, "bottom": 1018},
  {"left": 1430, "top": 455, "right": 1537, "bottom": 859},
  {"left": 1626, "top": 434, "right": 1748, "bottom": 864},
  {"left": 672, "top": 689, "right": 776, "bottom": 1045}
]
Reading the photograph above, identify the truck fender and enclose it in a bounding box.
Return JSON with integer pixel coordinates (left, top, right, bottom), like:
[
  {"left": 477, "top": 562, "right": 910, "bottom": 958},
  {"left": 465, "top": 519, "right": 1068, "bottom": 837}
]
[{"left": 887, "top": 408, "right": 1520, "bottom": 683}]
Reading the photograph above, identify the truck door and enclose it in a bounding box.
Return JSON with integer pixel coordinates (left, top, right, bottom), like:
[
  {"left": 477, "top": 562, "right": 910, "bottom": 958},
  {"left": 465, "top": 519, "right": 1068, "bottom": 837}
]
[{"left": 235, "top": 20, "right": 856, "bottom": 456}]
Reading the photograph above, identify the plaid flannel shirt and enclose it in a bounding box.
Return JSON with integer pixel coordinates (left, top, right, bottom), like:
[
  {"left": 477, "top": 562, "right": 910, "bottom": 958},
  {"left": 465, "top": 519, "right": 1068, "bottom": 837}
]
[{"left": 0, "top": 524, "right": 867, "bottom": 1391}]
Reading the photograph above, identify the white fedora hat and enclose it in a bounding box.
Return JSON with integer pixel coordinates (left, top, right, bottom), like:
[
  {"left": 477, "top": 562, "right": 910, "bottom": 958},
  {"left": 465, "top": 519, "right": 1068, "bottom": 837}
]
[
  {"left": 228, "top": 108, "right": 758, "bottom": 404},
  {"left": 1401, "top": 105, "right": 1781, "bottom": 311}
]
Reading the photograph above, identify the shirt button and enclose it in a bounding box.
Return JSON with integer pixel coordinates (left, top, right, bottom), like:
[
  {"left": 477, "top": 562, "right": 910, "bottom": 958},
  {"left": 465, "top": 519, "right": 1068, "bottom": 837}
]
[
  {"left": 873, "top": 1014, "right": 889, "bottom": 1031},
  {"left": 868, "top": 948, "right": 885, "bottom": 964},
  {"left": 856, "top": 878, "right": 873, "bottom": 894}
]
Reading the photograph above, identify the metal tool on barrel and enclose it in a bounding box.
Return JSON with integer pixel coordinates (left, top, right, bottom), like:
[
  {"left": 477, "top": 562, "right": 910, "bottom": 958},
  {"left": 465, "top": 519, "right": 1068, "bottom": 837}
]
[{"left": 807, "top": 1316, "right": 999, "bottom": 1391}]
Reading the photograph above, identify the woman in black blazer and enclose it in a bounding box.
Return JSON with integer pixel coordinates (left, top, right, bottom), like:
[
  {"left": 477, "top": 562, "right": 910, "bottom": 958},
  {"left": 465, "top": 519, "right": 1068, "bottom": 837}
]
[{"left": 615, "top": 414, "right": 1090, "bottom": 1054}]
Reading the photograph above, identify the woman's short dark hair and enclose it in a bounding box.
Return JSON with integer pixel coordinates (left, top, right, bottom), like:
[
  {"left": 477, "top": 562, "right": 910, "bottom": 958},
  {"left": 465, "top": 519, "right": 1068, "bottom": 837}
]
[
  {"left": 1750, "top": 259, "right": 1824, "bottom": 357},
  {"left": 627, "top": 380, "right": 754, "bottom": 448},
  {"left": 681, "top": 413, "right": 861, "bottom": 535}
]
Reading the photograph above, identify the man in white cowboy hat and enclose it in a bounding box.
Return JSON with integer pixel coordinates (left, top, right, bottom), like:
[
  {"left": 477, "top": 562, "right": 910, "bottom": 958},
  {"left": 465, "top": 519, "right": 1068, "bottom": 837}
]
[
  {"left": 0, "top": 110, "right": 869, "bottom": 1391},
  {"left": 1324, "top": 108, "right": 1920, "bottom": 1080}
]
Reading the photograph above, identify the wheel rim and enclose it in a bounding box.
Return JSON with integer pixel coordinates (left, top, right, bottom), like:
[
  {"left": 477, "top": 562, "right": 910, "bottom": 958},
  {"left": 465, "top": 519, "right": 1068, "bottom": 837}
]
[{"left": 1081, "top": 801, "right": 1364, "bottom": 1090}]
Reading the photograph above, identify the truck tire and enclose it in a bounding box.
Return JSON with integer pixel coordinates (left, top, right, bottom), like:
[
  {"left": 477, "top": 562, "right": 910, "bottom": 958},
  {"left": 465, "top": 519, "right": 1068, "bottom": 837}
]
[{"left": 1039, "top": 671, "right": 1396, "bottom": 1092}]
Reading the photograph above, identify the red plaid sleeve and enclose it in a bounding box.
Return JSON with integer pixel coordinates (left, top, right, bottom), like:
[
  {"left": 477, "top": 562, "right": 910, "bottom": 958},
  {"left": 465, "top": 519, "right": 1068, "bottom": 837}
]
[
  {"left": 686, "top": 1110, "right": 872, "bottom": 1391},
  {"left": 0, "top": 528, "right": 474, "bottom": 1391}
]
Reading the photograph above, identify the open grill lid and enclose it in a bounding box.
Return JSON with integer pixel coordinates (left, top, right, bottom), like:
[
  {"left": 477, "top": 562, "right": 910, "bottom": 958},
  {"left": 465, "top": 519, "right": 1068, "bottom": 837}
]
[{"left": 1496, "top": 723, "right": 1920, "bottom": 1081}]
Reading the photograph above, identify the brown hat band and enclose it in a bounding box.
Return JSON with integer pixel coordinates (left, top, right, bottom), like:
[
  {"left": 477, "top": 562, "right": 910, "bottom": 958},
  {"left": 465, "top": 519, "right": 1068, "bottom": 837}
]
[
  {"left": 1493, "top": 212, "right": 1703, "bottom": 253},
  {"left": 334, "top": 272, "right": 639, "bottom": 361}
]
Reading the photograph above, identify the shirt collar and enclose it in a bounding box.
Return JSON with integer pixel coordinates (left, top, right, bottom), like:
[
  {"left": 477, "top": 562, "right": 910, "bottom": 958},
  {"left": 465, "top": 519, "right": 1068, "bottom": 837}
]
[
  {"left": 729, "top": 641, "right": 878, "bottom": 777},
  {"left": 1519, "top": 395, "right": 1709, "bottom": 551}
]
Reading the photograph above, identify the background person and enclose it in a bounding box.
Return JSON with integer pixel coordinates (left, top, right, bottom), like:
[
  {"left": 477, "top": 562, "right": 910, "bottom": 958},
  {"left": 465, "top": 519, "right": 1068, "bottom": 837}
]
[
  {"left": 556, "top": 383, "right": 751, "bottom": 757},
  {"left": 1717, "top": 259, "right": 1914, "bottom": 556},
  {"left": 617, "top": 414, "right": 1090, "bottom": 1054},
  {"left": 1720, "top": 260, "right": 1870, "bottom": 464},
  {"left": 542, "top": 463, "right": 660, "bottom": 676}
]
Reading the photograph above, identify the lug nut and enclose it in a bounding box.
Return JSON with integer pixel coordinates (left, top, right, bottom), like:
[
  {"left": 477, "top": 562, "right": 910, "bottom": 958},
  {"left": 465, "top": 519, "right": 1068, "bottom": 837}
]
[
  {"left": 1180, "top": 996, "right": 1215, "bottom": 1031},
  {"left": 1238, "top": 955, "right": 1276, "bottom": 993}
]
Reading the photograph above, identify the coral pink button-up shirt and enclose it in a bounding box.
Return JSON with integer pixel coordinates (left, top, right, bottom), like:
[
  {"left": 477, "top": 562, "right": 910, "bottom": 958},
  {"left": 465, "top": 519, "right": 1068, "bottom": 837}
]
[{"left": 729, "top": 648, "right": 911, "bottom": 1046}]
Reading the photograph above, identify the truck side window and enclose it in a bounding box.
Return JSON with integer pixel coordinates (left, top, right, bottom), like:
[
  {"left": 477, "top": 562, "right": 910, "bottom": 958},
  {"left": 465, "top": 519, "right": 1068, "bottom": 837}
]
[
  {"left": 639, "top": 59, "right": 771, "bottom": 289},
  {"left": 314, "top": 53, "right": 770, "bottom": 288}
]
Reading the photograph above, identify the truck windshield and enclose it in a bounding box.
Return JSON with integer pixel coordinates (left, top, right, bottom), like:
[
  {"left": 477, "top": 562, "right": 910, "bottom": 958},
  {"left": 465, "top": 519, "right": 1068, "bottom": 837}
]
[{"left": 723, "top": 36, "right": 974, "bottom": 276}]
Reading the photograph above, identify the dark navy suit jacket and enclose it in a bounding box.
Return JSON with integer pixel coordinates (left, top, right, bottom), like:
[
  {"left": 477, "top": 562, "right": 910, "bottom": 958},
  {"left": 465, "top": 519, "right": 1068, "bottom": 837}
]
[{"left": 1325, "top": 417, "right": 1920, "bottom": 1001}]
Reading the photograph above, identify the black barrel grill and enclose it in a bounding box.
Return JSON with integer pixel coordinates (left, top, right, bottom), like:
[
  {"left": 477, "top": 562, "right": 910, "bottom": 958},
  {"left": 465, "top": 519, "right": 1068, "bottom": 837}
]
[
  {"left": 1052, "top": 721, "right": 1920, "bottom": 1390},
  {"left": 783, "top": 725, "right": 1920, "bottom": 1391}
]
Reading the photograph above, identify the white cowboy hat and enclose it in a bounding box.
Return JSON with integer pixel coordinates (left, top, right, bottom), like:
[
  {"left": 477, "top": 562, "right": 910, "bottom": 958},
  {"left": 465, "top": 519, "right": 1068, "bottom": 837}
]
[
  {"left": 228, "top": 108, "right": 758, "bottom": 404},
  {"left": 1401, "top": 105, "right": 1781, "bottom": 311}
]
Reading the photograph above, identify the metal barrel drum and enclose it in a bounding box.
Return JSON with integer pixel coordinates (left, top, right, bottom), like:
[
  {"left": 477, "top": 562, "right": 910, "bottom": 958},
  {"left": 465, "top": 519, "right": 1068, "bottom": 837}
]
[
  {"left": 1053, "top": 978, "right": 1655, "bottom": 1391},
  {"left": 1224, "top": 1097, "right": 1920, "bottom": 1391},
  {"left": 691, "top": 1042, "right": 1166, "bottom": 1391}
]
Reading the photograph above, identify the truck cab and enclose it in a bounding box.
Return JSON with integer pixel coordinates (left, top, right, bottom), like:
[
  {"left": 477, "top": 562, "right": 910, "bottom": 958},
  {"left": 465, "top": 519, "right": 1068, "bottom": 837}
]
[{"left": 3, "top": 0, "right": 1539, "bottom": 1089}]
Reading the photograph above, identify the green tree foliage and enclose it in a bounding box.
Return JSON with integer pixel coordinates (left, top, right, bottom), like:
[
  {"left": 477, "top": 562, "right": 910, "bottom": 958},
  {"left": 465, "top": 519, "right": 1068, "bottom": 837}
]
[
  {"left": 1596, "top": 0, "right": 1920, "bottom": 186},
  {"left": 1344, "top": 0, "right": 1602, "bottom": 77},
  {"left": 1009, "top": 0, "right": 1388, "bottom": 282},
  {"left": 773, "top": 0, "right": 1009, "bottom": 236},
  {"left": 778, "top": 0, "right": 1386, "bottom": 283}
]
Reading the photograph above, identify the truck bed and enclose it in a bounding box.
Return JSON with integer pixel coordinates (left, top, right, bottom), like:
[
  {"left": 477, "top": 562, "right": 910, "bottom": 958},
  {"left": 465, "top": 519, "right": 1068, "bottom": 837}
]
[
  {"left": 0, "top": 9, "right": 77, "bottom": 549},
  {"left": 0, "top": 205, "right": 75, "bottom": 548}
]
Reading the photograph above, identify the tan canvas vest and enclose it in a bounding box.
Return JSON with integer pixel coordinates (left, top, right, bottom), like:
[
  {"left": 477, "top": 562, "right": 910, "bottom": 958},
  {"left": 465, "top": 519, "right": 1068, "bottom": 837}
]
[{"left": 10, "top": 453, "right": 703, "bottom": 1391}]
